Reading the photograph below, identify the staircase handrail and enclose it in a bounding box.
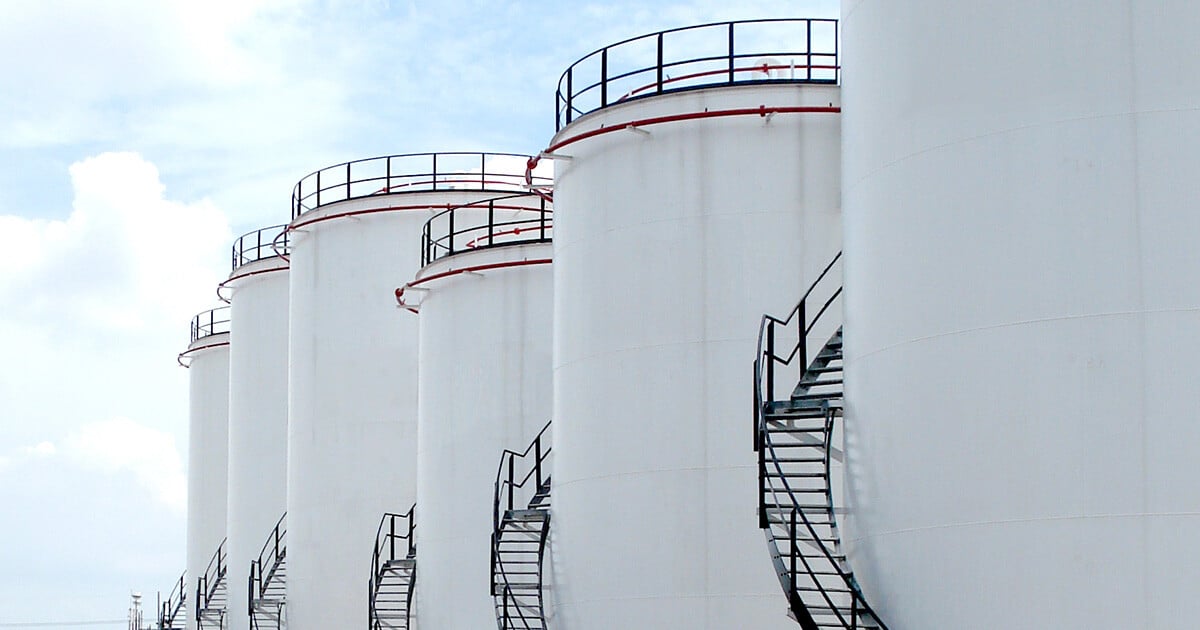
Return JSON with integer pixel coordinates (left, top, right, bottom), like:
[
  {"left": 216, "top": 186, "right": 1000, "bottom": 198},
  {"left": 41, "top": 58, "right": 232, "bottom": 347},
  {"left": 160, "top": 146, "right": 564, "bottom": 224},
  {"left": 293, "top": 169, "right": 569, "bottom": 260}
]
[
  {"left": 248, "top": 512, "right": 287, "bottom": 617},
  {"left": 158, "top": 570, "right": 186, "bottom": 629},
  {"left": 368, "top": 506, "right": 416, "bottom": 630},
  {"left": 753, "top": 251, "right": 885, "bottom": 628},
  {"left": 195, "top": 539, "right": 226, "bottom": 620},
  {"left": 492, "top": 420, "right": 553, "bottom": 532}
]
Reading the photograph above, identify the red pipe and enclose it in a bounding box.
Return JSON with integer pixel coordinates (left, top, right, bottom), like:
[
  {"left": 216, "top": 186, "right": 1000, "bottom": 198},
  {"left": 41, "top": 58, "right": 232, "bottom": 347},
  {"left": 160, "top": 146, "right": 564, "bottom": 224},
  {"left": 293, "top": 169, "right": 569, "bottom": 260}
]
[
  {"left": 394, "top": 258, "right": 553, "bottom": 313},
  {"left": 527, "top": 104, "right": 840, "bottom": 184},
  {"left": 177, "top": 340, "right": 231, "bottom": 368}
]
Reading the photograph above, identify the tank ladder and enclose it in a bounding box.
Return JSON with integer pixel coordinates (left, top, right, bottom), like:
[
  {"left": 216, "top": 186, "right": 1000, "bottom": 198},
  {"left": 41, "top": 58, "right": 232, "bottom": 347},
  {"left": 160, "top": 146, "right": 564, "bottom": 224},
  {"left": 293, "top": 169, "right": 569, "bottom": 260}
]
[
  {"left": 368, "top": 506, "right": 417, "bottom": 629},
  {"left": 492, "top": 421, "right": 552, "bottom": 630},
  {"left": 195, "top": 539, "right": 228, "bottom": 629},
  {"left": 249, "top": 513, "right": 287, "bottom": 630},
  {"left": 157, "top": 571, "right": 187, "bottom": 630},
  {"left": 754, "top": 252, "right": 887, "bottom": 629}
]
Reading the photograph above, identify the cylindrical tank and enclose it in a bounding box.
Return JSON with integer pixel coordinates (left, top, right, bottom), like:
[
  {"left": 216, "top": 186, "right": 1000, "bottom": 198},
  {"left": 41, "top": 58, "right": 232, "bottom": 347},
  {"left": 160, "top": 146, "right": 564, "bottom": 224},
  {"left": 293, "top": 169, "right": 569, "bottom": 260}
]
[
  {"left": 409, "top": 195, "right": 553, "bottom": 628},
  {"left": 841, "top": 3, "right": 1200, "bottom": 627},
  {"left": 286, "top": 153, "right": 546, "bottom": 630},
  {"left": 180, "top": 307, "right": 231, "bottom": 630},
  {"left": 223, "top": 226, "right": 291, "bottom": 630},
  {"left": 549, "top": 20, "right": 842, "bottom": 629}
]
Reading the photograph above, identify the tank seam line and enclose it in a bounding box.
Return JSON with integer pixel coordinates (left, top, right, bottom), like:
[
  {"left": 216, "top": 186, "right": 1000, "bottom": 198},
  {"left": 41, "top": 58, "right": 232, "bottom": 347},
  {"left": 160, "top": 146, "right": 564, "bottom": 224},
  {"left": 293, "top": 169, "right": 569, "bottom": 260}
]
[
  {"left": 845, "top": 106, "right": 1200, "bottom": 192},
  {"left": 848, "top": 306, "right": 1200, "bottom": 361},
  {"left": 853, "top": 510, "right": 1200, "bottom": 538}
]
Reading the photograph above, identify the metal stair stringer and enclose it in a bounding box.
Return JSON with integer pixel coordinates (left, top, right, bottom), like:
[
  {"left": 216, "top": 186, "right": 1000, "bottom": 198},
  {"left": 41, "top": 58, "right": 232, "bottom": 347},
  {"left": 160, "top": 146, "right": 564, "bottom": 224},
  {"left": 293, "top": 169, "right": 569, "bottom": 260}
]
[
  {"left": 157, "top": 571, "right": 187, "bottom": 630},
  {"left": 491, "top": 421, "right": 552, "bottom": 630},
  {"left": 753, "top": 252, "right": 888, "bottom": 629},
  {"left": 369, "top": 506, "right": 417, "bottom": 630},
  {"left": 249, "top": 513, "right": 287, "bottom": 630},
  {"left": 195, "top": 540, "right": 228, "bottom": 629}
]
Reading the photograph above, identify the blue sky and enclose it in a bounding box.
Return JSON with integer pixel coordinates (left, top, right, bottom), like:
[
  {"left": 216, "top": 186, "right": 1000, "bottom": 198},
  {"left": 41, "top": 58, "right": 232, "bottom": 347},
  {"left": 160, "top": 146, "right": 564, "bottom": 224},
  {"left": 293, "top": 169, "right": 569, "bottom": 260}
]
[{"left": 0, "top": 1, "right": 837, "bottom": 626}]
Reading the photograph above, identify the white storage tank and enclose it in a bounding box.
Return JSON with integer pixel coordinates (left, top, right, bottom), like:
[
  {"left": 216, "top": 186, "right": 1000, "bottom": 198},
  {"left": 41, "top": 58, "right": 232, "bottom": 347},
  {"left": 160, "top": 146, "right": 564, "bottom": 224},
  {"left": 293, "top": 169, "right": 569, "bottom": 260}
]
[
  {"left": 548, "top": 20, "right": 842, "bottom": 629},
  {"left": 406, "top": 192, "right": 553, "bottom": 629},
  {"left": 222, "top": 225, "right": 291, "bottom": 630},
  {"left": 179, "top": 307, "right": 231, "bottom": 630},
  {"left": 286, "top": 153, "right": 547, "bottom": 629},
  {"left": 841, "top": 2, "right": 1200, "bottom": 627}
]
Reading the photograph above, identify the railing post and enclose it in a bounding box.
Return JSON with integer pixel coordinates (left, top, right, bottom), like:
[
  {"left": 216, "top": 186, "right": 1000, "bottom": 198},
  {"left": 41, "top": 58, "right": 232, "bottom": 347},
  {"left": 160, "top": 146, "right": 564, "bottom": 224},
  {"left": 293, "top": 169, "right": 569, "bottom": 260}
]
[
  {"left": 807, "top": 19, "right": 813, "bottom": 81},
  {"left": 386, "top": 156, "right": 392, "bottom": 193},
  {"left": 656, "top": 33, "right": 664, "bottom": 94},
  {"left": 506, "top": 455, "right": 515, "bottom": 512},
  {"left": 728, "top": 22, "right": 735, "bottom": 83},
  {"left": 766, "top": 324, "right": 775, "bottom": 399},
  {"left": 480, "top": 153, "right": 486, "bottom": 188},
  {"left": 389, "top": 516, "right": 395, "bottom": 562},
  {"left": 345, "top": 161, "right": 351, "bottom": 201},
  {"left": 488, "top": 201, "right": 495, "bottom": 247},
  {"left": 408, "top": 510, "right": 415, "bottom": 556},
  {"left": 448, "top": 208, "right": 455, "bottom": 257},
  {"left": 566, "top": 69, "right": 573, "bottom": 126},
  {"left": 600, "top": 48, "right": 608, "bottom": 107},
  {"left": 535, "top": 437, "right": 543, "bottom": 488},
  {"left": 315, "top": 170, "right": 321, "bottom": 208},
  {"left": 798, "top": 301, "right": 807, "bottom": 382},
  {"left": 432, "top": 154, "right": 438, "bottom": 191},
  {"left": 539, "top": 202, "right": 547, "bottom": 241}
]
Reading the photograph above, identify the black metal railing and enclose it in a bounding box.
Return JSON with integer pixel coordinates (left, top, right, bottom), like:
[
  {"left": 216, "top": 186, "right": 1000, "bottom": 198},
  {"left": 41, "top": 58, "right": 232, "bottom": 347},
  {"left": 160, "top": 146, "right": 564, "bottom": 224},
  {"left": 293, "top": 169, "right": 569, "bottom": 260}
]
[
  {"left": 232, "top": 225, "right": 289, "bottom": 272},
  {"left": 194, "top": 539, "right": 226, "bottom": 623},
  {"left": 189, "top": 307, "right": 231, "bottom": 344},
  {"left": 291, "top": 152, "right": 552, "bottom": 219},
  {"left": 491, "top": 421, "right": 552, "bottom": 629},
  {"left": 492, "top": 421, "right": 552, "bottom": 535},
  {"left": 248, "top": 513, "right": 286, "bottom": 625},
  {"left": 754, "top": 252, "right": 843, "bottom": 418},
  {"left": 753, "top": 251, "right": 886, "bottom": 629},
  {"left": 421, "top": 193, "right": 552, "bottom": 267},
  {"left": 556, "top": 18, "right": 839, "bottom": 131},
  {"left": 157, "top": 571, "right": 186, "bottom": 629},
  {"left": 368, "top": 506, "right": 416, "bottom": 630}
]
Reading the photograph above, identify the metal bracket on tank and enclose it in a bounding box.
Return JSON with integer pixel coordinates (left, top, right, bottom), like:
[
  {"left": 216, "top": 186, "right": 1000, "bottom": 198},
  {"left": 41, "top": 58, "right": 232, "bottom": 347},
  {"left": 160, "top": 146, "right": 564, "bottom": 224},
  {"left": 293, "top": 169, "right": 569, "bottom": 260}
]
[
  {"left": 624, "top": 124, "right": 651, "bottom": 136},
  {"left": 538, "top": 151, "right": 573, "bottom": 160}
]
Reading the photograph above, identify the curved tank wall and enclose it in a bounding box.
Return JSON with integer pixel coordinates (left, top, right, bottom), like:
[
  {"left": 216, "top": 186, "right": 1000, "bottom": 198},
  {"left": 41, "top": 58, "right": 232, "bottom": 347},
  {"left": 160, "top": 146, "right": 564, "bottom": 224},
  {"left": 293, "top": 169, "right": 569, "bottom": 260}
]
[
  {"left": 841, "top": 2, "right": 1200, "bottom": 627},
  {"left": 183, "top": 323, "right": 230, "bottom": 630},
  {"left": 413, "top": 240, "right": 553, "bottom": 629},
  {"left": 224, "top": 239, "right": 290, "bottom": 630},
  {"left": 550, "top": 82, "right": 842, "bottom": 629},
  {"left": 286, "top": 154, "right": 544, "bottom": 630}
]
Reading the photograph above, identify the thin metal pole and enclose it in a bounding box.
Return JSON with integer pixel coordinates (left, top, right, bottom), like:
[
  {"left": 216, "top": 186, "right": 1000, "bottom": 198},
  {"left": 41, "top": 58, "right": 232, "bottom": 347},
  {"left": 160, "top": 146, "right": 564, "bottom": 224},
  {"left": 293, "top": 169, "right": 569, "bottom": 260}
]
[
  {"left": 728, "top": 23, "right": 735, "bottom": 83},
  {"left": 656, "top": 33, "right": 664, "bottom": 93},
  {"left": 566, "top": 69, "right": 574, "bottom": 125},
  {"left": 600, "top": 48, "right": 608, "bottom": 107}
]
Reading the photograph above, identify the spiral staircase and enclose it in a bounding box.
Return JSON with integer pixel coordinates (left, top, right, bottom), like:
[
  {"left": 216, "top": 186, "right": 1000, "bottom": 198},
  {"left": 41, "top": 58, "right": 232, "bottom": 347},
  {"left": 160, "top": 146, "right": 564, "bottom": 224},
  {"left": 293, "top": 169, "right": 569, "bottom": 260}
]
[
  {"left": 195, "top": 540, "right": 228, "bottom": 629},
  {"left": 491, "top": 421, "right": 552, "bottom": 630},
  {"left": 249, "top": 514, "right": 287, "bottom": 630},
  {"left": 753, "top": 252, "right": 887, "bottom": 629},
  {"left": 368, "top": 506, "right": 417, "bottom": 629}
]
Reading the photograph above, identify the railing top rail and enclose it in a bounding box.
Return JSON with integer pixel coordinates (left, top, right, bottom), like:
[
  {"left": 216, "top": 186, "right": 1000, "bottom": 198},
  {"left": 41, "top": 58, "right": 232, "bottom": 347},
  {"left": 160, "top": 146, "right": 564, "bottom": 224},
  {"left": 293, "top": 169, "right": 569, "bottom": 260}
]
[
  {"left": 556, "top": 18, "right": 840, "bottom": 130},
  {"left": 189, "top": 306, "right": 231, "bottom": 344},
  {"left": 290, "top": 151, "right": 552, "bottom": 220},
  {"left": 231, "top": 224, "right": 289, "bottom": 272},
  {"left": 421, "top": 192, "right": 553, "bottom": 267},
  {"left": 254, "top": 513, "right": 287, "bottom": 565}
]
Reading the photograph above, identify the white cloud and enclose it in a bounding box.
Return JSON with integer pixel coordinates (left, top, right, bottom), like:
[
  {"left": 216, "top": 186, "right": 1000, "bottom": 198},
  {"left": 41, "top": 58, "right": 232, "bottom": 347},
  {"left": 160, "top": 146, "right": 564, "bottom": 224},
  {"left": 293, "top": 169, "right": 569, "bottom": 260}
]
[
  {"left": 22, "top": 442, "right": 56, "bottom": 457},
  {"left": 63, "top": 417, "right": 187, "bottom": 514},
  {"left": 0, "top": 152, "right": 230, "bottom": 334}
]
